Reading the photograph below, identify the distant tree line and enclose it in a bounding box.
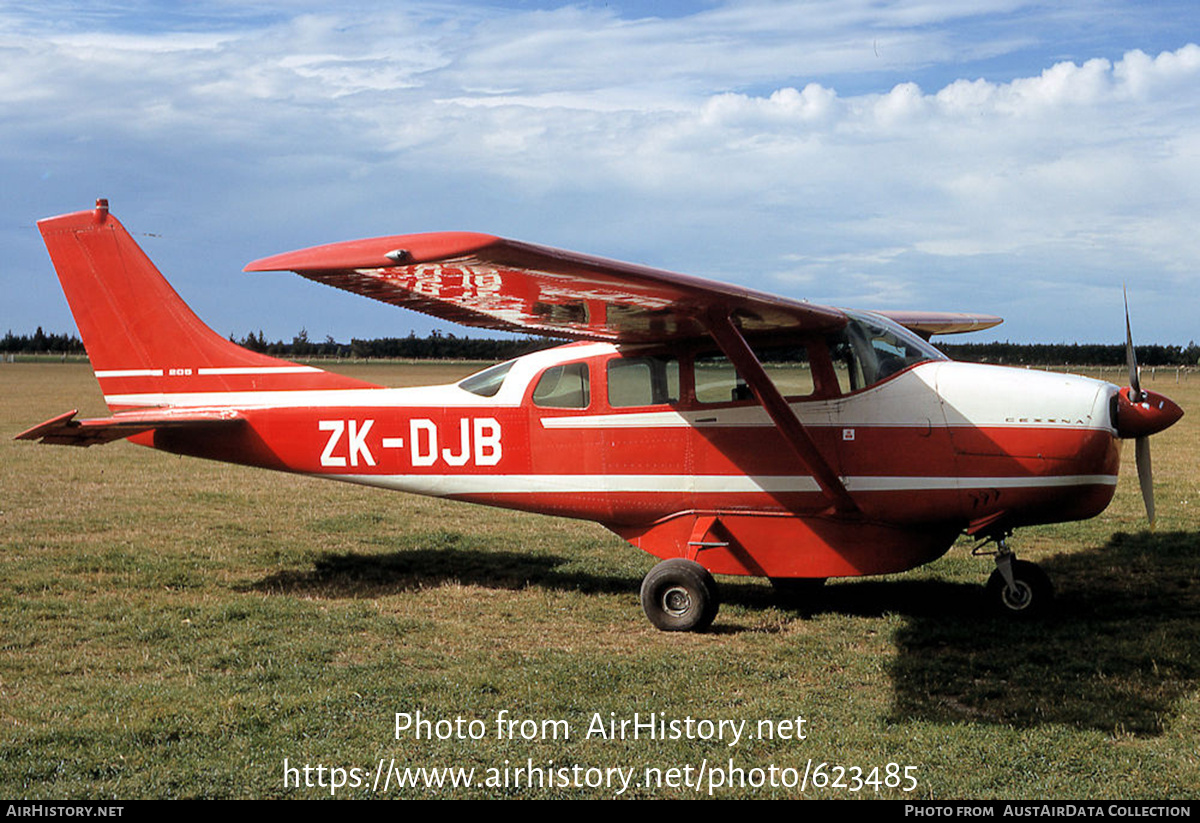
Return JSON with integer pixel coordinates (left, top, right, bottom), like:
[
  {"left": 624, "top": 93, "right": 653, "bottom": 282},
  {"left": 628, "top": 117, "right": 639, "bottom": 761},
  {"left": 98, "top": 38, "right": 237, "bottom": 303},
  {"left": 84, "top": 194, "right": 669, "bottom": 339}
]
[
  {"left": 2, "top": 328, "right": 85, "bottom": 355},
  {"left": 4, "top": 327, "right": 1199, "bottom": 366},
  {"left": 938, "top": 341, "right": 1200, "bottom": 367},
  {"left": 1, "top": 327, "right": 553, "bottom": 361},
  {"left": 234, "top": 328, "right": 555, "bottom": 361}
]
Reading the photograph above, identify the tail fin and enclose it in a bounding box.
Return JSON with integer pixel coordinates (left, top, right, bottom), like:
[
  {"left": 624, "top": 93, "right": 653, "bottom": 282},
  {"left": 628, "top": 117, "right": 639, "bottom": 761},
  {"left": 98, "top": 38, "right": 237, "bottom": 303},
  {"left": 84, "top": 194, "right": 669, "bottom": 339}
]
[{"left": 38, "top": 200, "right": 378, "bottom": 409}]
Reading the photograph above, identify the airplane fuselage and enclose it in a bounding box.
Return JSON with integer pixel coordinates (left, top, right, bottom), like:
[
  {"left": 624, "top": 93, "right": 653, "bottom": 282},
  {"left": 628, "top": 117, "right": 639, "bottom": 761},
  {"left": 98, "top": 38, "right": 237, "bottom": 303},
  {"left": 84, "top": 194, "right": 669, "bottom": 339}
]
[{"left": 114, "top": 342, "right": 1122, "bottom": 580}]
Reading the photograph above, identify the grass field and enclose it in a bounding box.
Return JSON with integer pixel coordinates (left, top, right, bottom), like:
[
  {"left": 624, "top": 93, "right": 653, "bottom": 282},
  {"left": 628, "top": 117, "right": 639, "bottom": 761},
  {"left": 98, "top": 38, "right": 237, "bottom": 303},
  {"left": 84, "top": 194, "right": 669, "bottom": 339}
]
[{"left": 1, "top": 361, "right": 1196, "bottom": 799}]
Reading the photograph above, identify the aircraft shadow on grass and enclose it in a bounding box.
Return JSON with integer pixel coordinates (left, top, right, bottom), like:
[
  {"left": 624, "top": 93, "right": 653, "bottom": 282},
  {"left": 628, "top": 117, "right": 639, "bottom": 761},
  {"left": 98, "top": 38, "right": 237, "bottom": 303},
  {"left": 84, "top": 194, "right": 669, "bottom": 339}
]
[
  {"left": 250, "top": 530, "right": 638, "bottom": 599},
  {"left": 874, "top": 530, "right": 1199, "bottom": 737},
  {"left": 252, "top": 529, "right": 1197, "bottom": 737}
]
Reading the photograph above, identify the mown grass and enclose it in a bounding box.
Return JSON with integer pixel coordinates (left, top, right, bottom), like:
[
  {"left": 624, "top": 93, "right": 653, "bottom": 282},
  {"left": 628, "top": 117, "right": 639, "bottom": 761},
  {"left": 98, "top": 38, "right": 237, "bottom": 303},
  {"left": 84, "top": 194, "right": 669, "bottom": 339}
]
[{"left": 0, "top": 362, "right": 1196, "bottom": 799}]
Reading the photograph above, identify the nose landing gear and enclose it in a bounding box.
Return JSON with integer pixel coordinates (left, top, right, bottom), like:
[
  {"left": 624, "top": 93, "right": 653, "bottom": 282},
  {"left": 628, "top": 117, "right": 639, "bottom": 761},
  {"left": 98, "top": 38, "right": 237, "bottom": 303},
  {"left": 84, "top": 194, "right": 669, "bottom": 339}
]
[{"left": 978, "top": 535, "right": 1054, "bottom": 618}]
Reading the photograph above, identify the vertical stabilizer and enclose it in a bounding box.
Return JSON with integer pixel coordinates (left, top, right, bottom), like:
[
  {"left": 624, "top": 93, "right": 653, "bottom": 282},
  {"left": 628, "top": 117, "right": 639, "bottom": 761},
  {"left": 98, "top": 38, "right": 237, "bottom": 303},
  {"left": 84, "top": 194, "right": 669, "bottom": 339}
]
[{"left": 37, "top": 200, "right": 378, "bottom": 409}]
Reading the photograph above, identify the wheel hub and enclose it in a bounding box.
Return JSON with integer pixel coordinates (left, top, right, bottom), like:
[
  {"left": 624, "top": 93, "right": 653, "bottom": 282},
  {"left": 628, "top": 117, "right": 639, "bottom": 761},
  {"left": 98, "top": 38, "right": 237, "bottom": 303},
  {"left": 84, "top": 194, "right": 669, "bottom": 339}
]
[
  {"left": 1002, "top": 581, "right": 1033, "bottom": 610},
  {"left": 661, "top": 585, "right": 693, "bottom": 616}
]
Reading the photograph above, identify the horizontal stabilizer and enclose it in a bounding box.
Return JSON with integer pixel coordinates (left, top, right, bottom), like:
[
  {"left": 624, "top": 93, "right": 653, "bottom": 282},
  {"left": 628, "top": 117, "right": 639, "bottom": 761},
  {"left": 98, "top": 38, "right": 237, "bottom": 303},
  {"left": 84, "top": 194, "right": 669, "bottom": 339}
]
[{"left": 15, "top": 408, "right": 244, "bottom": 447}]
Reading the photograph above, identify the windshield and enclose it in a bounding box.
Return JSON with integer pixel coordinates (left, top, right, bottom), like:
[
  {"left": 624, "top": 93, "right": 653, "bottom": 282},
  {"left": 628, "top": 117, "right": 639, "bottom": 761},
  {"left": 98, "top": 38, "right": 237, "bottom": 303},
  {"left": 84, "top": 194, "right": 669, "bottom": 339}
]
[{"left": 829, "top": 310, "right": 947, "bottom": 392}]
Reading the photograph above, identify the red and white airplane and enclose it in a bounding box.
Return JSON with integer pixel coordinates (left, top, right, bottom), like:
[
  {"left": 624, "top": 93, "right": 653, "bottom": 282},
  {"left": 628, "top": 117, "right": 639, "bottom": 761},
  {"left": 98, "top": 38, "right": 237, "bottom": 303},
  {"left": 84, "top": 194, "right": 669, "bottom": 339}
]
[{"left": 19, "top": 200, "right": 1183, "bottom": 630}]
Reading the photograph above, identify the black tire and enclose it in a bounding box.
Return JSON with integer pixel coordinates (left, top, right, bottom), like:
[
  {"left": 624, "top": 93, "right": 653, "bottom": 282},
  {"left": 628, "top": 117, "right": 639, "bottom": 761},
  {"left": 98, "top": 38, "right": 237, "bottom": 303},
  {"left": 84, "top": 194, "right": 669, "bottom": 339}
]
[
  {"left": 986, "top": 560, "right": 1054, "bottom": 618},
  {"left": 640, "top": 558, "right": 720, "bottom": 632}
]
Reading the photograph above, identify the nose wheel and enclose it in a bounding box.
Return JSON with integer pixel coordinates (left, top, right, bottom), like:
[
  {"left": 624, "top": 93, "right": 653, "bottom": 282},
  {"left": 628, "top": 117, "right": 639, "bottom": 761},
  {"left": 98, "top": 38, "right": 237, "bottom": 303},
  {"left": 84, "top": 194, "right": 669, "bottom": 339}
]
[
  {"left": 640, "top": 558, "right": 720, "bottom": 632},
  {"left": 984, "top": 540, "right": 1054, "bottom": 618}
]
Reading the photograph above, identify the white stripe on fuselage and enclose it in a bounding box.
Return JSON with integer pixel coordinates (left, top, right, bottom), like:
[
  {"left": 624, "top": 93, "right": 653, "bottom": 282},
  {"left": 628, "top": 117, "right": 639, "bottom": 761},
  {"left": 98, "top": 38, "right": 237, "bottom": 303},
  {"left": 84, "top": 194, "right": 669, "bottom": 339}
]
[
  {"left": 325, "top": 473, "right": 1117, "bottom": 496},
  {"left": 104, "top": 385, "right": 518, "bottom": 409},
  {"left": 197, "top": 366, "right": 322, "bottom": 376},
  {"left": 95, "top": 369, "right": 163, "bottom": 378}
]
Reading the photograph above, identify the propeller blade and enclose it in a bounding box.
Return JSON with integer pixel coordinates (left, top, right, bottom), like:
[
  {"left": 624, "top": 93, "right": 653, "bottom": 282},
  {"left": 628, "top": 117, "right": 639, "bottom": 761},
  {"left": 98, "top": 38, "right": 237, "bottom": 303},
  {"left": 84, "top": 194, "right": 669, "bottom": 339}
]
[
  {"left": 1124, "top": 286, "right": 1141, "bottom": 399},
  {"left": 1135, "top": 435, "right": 1155, "bottom": 528}
]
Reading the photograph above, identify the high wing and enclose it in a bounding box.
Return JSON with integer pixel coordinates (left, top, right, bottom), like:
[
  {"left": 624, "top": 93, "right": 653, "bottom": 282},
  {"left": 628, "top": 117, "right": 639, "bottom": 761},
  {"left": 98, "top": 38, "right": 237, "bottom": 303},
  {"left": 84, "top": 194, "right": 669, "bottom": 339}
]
[
  {"left": 247, "top": 232, "right": 996, "bottom": 342},
  {"left": 244, "top": 232, "right": 849, "bottom": 341},
  {"left": 16, "top": 408, "right": 244, "bottom": 447}
]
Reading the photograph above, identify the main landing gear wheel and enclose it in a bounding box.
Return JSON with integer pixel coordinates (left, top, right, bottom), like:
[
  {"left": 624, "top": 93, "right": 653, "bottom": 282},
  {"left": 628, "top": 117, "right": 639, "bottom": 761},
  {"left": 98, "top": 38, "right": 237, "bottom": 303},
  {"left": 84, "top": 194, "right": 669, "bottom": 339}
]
[
  {"left": 986, "top": 559, "right": 1053, "bottom": 618},
  {"left": 640, "top": 558, "right": 720, "bottom": 632}
]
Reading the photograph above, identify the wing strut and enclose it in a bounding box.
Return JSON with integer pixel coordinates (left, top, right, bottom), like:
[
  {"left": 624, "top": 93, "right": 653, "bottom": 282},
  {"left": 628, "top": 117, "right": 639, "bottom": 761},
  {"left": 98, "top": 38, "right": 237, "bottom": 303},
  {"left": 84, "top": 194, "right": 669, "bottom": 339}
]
[{"left": 705, "top": 312, "right": 858, "bottom": 516}]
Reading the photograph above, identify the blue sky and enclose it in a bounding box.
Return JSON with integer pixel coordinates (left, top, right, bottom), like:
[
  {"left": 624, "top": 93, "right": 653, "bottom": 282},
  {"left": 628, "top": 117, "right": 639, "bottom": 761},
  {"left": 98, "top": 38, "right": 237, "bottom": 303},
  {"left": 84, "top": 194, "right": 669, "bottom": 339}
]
[{"left": 3, "top": 1, "right": 1198, "bottom": 345}]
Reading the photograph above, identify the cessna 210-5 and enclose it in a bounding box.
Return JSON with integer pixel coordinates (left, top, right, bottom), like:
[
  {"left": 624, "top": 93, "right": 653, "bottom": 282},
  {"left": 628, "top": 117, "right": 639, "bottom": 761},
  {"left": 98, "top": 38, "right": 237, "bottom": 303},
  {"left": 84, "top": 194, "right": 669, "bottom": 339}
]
[{"left": 19, "top": 200, "right": 1183, "bottom": 631}]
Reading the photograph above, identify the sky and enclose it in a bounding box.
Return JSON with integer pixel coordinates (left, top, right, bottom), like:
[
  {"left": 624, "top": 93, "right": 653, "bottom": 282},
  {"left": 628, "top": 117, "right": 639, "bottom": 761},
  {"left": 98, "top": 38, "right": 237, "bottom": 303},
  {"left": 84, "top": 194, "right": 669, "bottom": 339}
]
[{"left": 2, "top": 0, "right": 1198, "bottom": 346}]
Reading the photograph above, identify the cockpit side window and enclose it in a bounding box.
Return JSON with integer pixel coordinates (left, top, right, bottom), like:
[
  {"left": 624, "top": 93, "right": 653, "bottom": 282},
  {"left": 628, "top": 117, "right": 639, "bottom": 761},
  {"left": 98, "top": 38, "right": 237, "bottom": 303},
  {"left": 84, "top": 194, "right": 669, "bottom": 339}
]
[
  {"left": 828, "top": 311, "right": 946, "bottom": 393},
  {"left": 694, "top": 343, "right": 817, "bottom": 404},
  {"left": 533, "top": 362, "right": 590, "bottom": 409}
]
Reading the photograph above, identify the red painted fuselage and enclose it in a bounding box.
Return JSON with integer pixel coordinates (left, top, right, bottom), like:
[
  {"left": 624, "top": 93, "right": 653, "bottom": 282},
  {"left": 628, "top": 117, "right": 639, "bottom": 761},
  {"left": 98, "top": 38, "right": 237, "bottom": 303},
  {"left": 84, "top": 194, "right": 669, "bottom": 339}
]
[{"left": 100, "top": 341, "right": 1121, "bottom": 579}]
